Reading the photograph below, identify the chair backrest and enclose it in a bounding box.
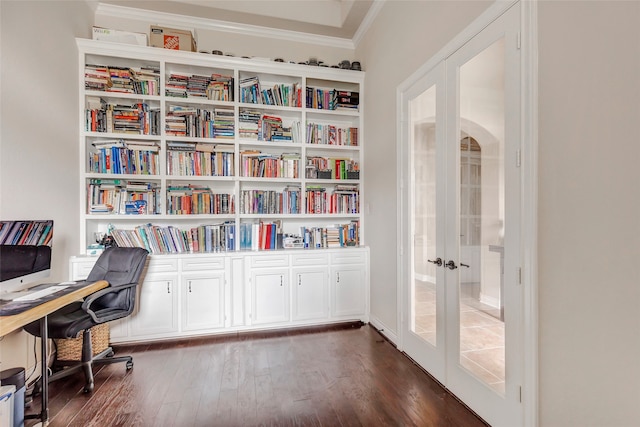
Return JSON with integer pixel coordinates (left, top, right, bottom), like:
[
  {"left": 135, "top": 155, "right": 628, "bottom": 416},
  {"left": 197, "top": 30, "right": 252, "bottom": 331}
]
[
  {"left": 84, "top": 247, "right": 149, "bottom": 320},
  {"left": 86, "top": 247, "right": 148, "bottom": 287}
]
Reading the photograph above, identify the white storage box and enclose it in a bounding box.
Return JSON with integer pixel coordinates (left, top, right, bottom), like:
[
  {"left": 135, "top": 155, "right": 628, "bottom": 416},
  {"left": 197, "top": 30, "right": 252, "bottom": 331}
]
[
  {"left": 0, "top": 385, "right": 15, "bottom": 427},
  {"left": 92, "top": 26, "right": 147, "bottom": 46}
]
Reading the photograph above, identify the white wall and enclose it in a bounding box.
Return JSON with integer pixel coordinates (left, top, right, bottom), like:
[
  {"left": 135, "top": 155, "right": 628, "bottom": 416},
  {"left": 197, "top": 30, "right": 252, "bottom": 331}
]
[
  {"left": 0, "top": 0, "right": 94, "bottom": 375},
  {"left": 537, "top": 2, "right": 640, "bottom": 425},
  {"left": 355, "top": 0, "right": 492, "bottom": 337}
]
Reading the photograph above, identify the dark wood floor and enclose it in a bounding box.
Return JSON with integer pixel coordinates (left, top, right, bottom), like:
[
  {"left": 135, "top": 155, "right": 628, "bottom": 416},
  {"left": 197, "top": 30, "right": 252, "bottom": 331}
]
[{"left": 26, "top": 324, "right": 487, "bottom": 426}]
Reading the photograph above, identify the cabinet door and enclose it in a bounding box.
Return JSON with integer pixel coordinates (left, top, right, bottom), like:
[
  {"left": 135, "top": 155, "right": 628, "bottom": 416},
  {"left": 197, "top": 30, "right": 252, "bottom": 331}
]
[
  {"left": 130, "top": 274, "right": 178, "bottom": 337},
  {"left": 108, "top": 318, "right": 128, "bottom": 341},
  {"left": 331, "top": 265, "right": 366, "bottom": 317},
  {"left": 251, "top": 269, "right": 289, "bottom": 325},
  {"left": 292, "top": 266, "right": 329, "bottom": 321},
  {"left": 182, "top": 272, "right": 226, "bottom": 332}
]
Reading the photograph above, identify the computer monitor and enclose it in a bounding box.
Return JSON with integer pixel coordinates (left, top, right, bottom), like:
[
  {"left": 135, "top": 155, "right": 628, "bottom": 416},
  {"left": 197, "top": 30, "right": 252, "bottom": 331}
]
[{"left": 0, "top": 220, "right": 53, "bottom": 294}]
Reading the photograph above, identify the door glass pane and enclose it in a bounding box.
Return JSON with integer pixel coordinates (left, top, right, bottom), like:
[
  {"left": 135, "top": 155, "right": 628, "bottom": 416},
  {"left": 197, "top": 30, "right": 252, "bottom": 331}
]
[
  {"left": 410, "top": 85, "right": 437, "bottom": 346},
  {"left": 458, "top": 37, "right": 506, "bottom": 395}
]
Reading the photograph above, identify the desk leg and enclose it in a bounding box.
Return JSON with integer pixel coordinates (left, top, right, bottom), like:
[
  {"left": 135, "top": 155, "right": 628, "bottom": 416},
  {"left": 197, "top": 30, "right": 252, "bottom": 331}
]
[{"left": 40, "top": 315, "right": 49, "bottom": 424}]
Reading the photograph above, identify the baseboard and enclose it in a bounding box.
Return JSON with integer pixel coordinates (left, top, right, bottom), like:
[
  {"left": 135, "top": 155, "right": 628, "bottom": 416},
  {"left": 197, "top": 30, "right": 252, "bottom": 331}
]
[
  {"left": 369, "top": 315, "right": 398, "bottom": 345},
  {"left": 479, "top": 293, "right": 500, "bottom": 309}
]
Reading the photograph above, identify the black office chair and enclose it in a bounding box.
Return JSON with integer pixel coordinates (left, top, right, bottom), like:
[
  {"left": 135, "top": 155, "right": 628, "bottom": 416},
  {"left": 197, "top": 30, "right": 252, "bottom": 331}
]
[{"left": 24, "top": 247, "right": 148, "bottom": 393}]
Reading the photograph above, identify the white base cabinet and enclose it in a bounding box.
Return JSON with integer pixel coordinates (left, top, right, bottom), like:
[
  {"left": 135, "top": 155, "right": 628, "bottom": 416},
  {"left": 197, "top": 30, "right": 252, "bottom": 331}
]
[
  {"left": 250, "top": 268, "right": 290, "bottom": 326},
  {"left": 130, "top": 273, "right": 179, "bottom": 338},
  {"left": 70, "top": 247, "right": 368, "bottom": 344},
  {"left": 182, "top": 272, "right": 226, "bottom": 332}
]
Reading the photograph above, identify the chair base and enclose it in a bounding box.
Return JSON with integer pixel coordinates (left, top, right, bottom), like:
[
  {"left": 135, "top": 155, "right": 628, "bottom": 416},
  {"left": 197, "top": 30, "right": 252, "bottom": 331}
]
[{"left": 48, "top": 329, "right": 134, "bottom": 393}]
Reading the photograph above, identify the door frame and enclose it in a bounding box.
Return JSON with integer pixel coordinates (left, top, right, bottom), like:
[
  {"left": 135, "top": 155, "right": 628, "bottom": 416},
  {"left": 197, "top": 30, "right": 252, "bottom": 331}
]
[{"left": 395, "top": 1, "right": 538, "bottom": 426}]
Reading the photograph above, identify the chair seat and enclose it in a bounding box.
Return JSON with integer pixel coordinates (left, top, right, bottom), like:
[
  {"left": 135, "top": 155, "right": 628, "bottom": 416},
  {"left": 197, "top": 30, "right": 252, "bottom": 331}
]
[{"left": 23, "top": 302, "right": 96, "bottom": 340}]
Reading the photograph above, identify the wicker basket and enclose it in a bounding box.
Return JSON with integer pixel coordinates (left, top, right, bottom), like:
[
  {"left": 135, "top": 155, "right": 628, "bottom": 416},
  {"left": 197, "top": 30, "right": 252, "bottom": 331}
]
[{"left": 54, "top": 323, "right": 110, "bottom": 361}]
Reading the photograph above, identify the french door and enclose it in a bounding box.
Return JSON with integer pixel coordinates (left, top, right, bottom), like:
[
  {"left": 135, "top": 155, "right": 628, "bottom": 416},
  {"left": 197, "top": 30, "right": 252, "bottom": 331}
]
[{"left": 399, "top": 3, "right": 522, "bottom": 426}]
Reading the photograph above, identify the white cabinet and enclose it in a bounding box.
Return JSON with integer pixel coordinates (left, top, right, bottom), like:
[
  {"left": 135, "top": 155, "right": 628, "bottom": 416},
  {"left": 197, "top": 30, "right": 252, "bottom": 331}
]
[
  {"left": 130, "top": 273, "right": 179, "bottom": 337},
  {"left": 69, "top": 247, "right": 368, "bottom": 344},
  {"left": 291, "top": 253, "right": 329, "bottom": 322},
  {"left": 330, "top": 251, "right": 367, "bottom": 318},
  {"left": 182, "top": 272, "right": 226, "bottom": 332},
  {"left": 250, "top": 268, "right": 290, "bottom": 326},
  {"left": 180, "top": 256, "right": 227, "bottom": 332},
  {"left": 292, "top": 266, "right": 329, "bottom": 321}
]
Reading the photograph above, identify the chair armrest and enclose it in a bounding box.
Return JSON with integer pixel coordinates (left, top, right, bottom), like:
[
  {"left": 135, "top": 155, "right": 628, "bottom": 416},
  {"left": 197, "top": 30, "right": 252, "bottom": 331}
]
[{"left": 81, "top": 283, "right": 137, "bottom": 323}]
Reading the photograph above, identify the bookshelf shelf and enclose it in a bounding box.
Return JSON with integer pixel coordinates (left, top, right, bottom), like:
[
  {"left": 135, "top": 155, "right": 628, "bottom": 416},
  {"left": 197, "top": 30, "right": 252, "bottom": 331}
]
[{"left": 78, "top": 38, "right": 364, "bottom": 254}]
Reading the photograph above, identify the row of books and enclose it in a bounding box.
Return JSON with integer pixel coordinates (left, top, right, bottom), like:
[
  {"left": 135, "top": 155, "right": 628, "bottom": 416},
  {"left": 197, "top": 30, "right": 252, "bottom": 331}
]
[
  {"left": 165, "top": 105, "right": 234, "bottom": 138},
  {"left": 85, "top": 64, "right": 160, "bottom": 95},
  {"left": 87, "top": 179, "right": 160, "bottom": 215},
  {"left": 89, "top": 139, "right": 160, "bottom": 175},
  {"left": 306, "top": 123, "right": 358, "bottom": 146},
  {"left": 306, "top": 88, "right": 360, "bottom": 111},
  {"left": 167, "top": 186, "right": 234, "bottom": 215},
  {"left": 106, "top": 219, "right": 358, "bottom": 253},
  {"left": 0, "top": 220, "right": 53, "bottom": 246},
  {"left": 109, "top": 222, "right": 235, "bottom": 254},
  {"left": 166, "top": 73, "right": 234, "bottom": 101},
  {"left": 300, "top": 222, "right": 360, "bottom": 248},
  {"left": 306, "top": 157, "right": 360, "bottom": 180},
  {"left": 239, "top": 76, "right": 302, "bottom": 107},
  {"left": 306, "top": 185, "right": 360, "bottom": 214},
  {"left": 239, "top": 188, "right": 302, "bottom": 215},
  {"left": 238, "top": 110, "right": 301, "bottom": 143},
  {"left": 166, "top": 142, "right": 234, "bottom": 177},
  {"left": 240, "top": 151, "right": 300, "bottom": 178},
  {"left": 237, "top": 220, "right": 360, "bottom": 250},
  {"left": 86, "top": 97, "right": 160, "bottom": 135}
]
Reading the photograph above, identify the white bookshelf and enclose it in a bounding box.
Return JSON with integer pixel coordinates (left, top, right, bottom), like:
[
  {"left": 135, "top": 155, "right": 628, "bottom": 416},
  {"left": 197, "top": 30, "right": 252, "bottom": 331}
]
[{"left": 77, "top": 38, "right": 364, "bottom": 254}]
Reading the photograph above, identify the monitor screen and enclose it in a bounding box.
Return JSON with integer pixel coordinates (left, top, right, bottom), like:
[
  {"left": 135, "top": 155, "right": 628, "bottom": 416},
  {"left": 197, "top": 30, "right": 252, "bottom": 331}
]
[{"left": 0, "top": 220, "right": 53, "bottom": 293}]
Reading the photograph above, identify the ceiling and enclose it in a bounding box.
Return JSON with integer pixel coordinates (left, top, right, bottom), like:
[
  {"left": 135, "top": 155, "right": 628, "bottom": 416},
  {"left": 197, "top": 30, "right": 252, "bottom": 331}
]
[{"left": 98, "top": 0, "right": 377, "bottom": 40}]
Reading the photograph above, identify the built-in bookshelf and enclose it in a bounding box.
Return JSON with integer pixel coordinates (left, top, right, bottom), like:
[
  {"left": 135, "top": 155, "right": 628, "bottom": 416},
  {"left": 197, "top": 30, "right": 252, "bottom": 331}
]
[{"left": 78, "top": 39, "right": 364, "bottom": 255}]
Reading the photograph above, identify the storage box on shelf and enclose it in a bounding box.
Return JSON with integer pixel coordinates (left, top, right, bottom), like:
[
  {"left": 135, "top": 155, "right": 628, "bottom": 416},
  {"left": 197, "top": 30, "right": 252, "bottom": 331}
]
[{"left": 77, "top": 38, "right": 366, "bottom": 341}]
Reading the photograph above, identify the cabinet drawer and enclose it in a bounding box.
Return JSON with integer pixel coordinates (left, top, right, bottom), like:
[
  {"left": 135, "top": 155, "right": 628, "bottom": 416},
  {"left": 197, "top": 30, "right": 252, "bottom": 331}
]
[
  {"left": 181, "top": 256, "right": 225, "bottom": 271},
  {"left": 331, "top": 250, "right": 366, "bottom": 265},
  {"left": 291, "top": 253, "right": 329, "bottom": 266},
  {"left": 147, "top": 257, "right": 178, "bottom": 272},
  {"left": 250, "top": 254, "right": 289, "bottom": 268}
]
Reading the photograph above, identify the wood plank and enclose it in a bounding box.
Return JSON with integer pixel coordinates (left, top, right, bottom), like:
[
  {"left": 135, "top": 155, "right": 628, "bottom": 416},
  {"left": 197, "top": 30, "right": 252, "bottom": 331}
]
[{"left": 27, "top": 324, "right": 488, "bottom": 427}]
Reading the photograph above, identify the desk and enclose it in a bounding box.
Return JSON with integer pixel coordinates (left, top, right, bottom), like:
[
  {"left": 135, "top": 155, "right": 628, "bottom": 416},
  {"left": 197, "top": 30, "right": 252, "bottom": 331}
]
[{"left": 0, "top": 280, "right": 108, "bottom": 425}]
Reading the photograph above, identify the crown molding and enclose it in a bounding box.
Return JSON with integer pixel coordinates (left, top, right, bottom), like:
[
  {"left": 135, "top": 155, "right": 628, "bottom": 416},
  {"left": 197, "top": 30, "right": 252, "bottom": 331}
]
[
  {"left": 95, "top": 3, "right": 356, "bottom": 50},
  {"left": 352, "top": 0, "right": 385, "bottom": 47}
]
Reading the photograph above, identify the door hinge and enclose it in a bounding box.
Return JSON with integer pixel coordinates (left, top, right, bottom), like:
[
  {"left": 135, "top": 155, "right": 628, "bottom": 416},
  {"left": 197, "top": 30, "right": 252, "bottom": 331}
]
[
  {"left": 519, "top": 386, "right": 523, "bottom": 402},
  {"left": 518, "top": 267, "right": 522, "bottom": 285},
  {"left": 517, "top": 32, "right": 521, "bottom": 49},
  {"left": 516, "top": 149, "right": 521, "bottom": 167}
]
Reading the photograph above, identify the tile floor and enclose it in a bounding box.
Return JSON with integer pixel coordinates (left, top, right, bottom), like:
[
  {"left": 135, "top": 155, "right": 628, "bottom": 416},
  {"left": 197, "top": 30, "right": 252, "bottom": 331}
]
[{"left": 413, "top": 280, "right": 505, "bottom": 394}]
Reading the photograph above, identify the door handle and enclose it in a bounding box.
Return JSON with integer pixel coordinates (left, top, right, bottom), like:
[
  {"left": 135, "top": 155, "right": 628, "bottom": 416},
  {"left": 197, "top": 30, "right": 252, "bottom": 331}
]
[
  {"left": 427, "top": 257, "right": 443, "bottom": 267},
  {"left": 445, "top": 260, "right": 458, "bottom": 270},
  {"left": 460, "top": 263, "right": 470, "bottom": 268}
]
